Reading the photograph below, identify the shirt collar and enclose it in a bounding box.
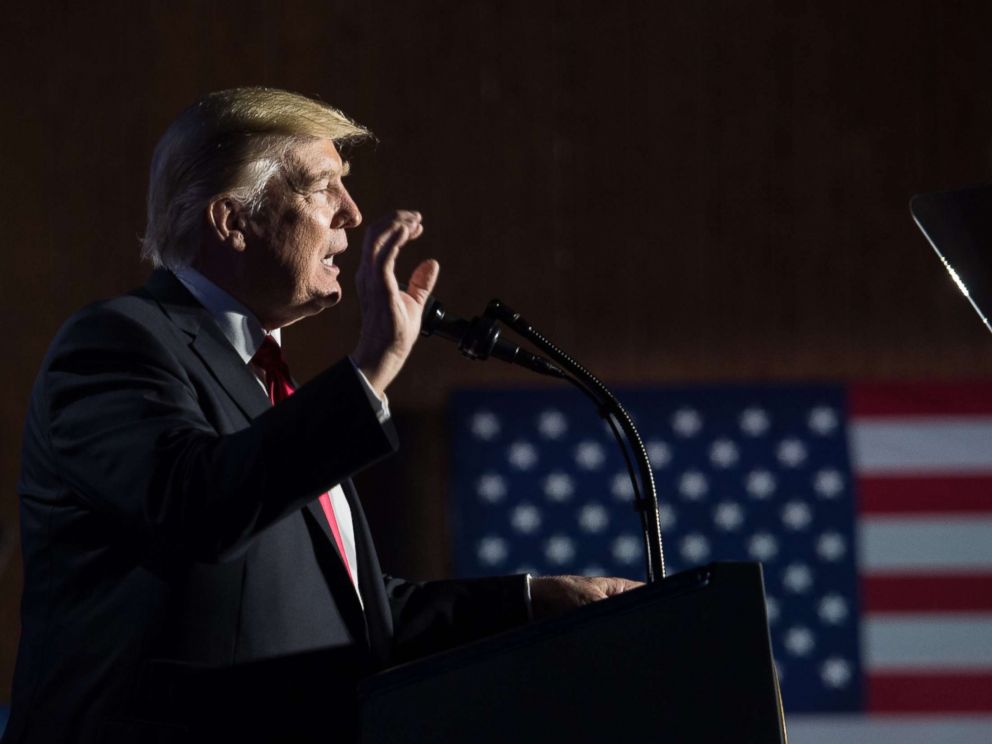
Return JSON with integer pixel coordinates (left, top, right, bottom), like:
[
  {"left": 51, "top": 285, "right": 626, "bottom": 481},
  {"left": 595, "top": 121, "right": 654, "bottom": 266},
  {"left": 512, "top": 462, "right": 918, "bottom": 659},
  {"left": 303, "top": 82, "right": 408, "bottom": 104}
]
[{"left": 173, "top": 267, "right": 280, "bottom": 363}]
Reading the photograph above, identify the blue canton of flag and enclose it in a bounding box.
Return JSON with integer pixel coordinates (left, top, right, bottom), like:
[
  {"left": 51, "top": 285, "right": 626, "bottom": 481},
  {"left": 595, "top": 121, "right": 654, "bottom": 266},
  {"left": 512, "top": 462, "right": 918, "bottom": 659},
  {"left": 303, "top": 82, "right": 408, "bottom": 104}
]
[{"left": 449, "top": 386, "right": 860, "bottom": 714}]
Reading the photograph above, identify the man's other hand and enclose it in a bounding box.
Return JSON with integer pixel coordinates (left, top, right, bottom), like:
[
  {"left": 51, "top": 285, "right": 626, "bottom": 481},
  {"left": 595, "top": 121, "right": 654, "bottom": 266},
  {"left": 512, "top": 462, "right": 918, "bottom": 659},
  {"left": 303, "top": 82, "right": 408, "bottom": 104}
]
[
  {"left": 352, "top": 210, "right": 439, "bottom": 396},
  {"left": 530, "top": 575, "right": 644, "bottom": 620}
]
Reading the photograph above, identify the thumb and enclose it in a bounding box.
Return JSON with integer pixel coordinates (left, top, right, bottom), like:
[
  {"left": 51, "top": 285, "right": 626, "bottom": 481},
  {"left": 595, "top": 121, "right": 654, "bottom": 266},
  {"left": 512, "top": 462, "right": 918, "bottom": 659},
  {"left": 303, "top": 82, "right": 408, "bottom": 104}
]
[{"left": 405, "top": 259, "right": 440, "bottom": 303}]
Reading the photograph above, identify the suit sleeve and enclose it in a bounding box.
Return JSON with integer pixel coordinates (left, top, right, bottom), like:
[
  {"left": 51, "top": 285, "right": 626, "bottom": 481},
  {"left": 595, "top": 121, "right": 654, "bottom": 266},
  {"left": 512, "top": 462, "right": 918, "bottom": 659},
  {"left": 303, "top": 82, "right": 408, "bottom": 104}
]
[
  {"left": 34, "top": 305, "right": 397, "bottom": 562},
  {"left": 382, "top": 574, "right": 532, "bottom": 661}
]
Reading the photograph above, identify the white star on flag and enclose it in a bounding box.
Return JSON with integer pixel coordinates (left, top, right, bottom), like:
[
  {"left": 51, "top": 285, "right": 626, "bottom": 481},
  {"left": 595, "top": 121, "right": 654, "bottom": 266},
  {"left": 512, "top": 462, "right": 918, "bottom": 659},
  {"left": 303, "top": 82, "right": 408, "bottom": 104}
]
[
  {"left": 544, "top": 535, "right": 576, "bottom": 564},
  {"left": 611, "top": 534, "right": 643, "bottom": 564},
  {"left": 713, "top": 501, "right": 745, "bottom": 531},
  {"left": 777, "top": 438, "right": 808, "bottom": 467},
  {"left": 476, "top": 473, "right": 507, "bottom": 503},
  {"left": 646, "top": 440, "right": 672, "bottom": 469},
  {"left": 574, "top": 440, "right": 606, "bottom": 470},
  {"left": 610, "top": 472, "right": 635, "bottom": 501},
  {"left": 678, "top": 470, "right": 709, "bottom": 500},
  {"left": 808, "top": 406, "right": 839, "bottom": 435},
  {"left": 709, "top": 438, "right": 740, "bottom": 468},
  {"left": 782, "top": 500, "right": 814, "bottom": 531},
  {"left": 765, "top": 596, "right": 781, "bottom": 624},
  {"left": 813, "top": 468, "right": 844, "bottom": 498},
  {"left": 578, "top": 503, "right": 609, "bottom": 533},
  {"left": 476, "top": 536, "right": 508, "bottom": 565},
  {"left": 658, "top": 503, "right": 677, "bottom": 530},
  {"left": 680, "top": 533, "right": 711, "bottom": 562},
  {"left": 510, "top": 504, "right": 541, "bottom": 534},
  {"left": 470, "top": 410, "right": 501, "bottom": 440},
  {"left": 507, "top": 441, "right": 538, "bottom": 470},
  {"left": 739, "top": 406, "right": 771, "bottom": 436},
  {"left": 818, "top": 594, "right": 849, "bottom": 624},
  {"left": 784, "top": 626, "right": 816, "bottom": 657},
  {"left": 537, "top": 409, "right": 568, "bottom": 439},
  {"left": 748, "top": 532, "right": 779, "bottom": 561},
  {"left": 543, "top": 472, "right": 575, "bottom": 501},
  {"left": 816, "top": 531, "right": 847, "bottom": 562},
  {"left": 820, "top": 657, "right": 851, "bottom": 689},
  {"left": 745, "top": 469, "right": 777, "bottom": 499},
  {"left": 672, "top": 407, "right": 703, "bottom": 437},
  {"left": 782, "top": 563, "right": 814, "bottom": 593}
]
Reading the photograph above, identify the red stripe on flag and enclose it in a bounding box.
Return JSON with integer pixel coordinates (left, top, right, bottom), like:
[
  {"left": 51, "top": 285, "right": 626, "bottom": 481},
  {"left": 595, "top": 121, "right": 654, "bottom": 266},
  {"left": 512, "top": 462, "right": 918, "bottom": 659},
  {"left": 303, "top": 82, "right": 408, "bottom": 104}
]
[
  {"left": 868, "top": 671, "right": 992, "bottom": 712},
  {"left": 850, "top": 383, "right": 992, "bottom": 417},
  {"left": 859, "top": 475, "right": 992, "bottom": 514},
  {"left": 862, "top": 573, "right": 992, "bottom": 612}
]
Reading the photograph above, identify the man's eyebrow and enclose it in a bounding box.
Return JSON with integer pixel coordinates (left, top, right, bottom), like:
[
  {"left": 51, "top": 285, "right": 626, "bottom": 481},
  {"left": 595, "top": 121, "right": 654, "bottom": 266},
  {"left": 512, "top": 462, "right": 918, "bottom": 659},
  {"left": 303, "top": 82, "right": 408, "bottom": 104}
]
[{"left": 313, "top": 161, "right": 351, "bottom": 181}]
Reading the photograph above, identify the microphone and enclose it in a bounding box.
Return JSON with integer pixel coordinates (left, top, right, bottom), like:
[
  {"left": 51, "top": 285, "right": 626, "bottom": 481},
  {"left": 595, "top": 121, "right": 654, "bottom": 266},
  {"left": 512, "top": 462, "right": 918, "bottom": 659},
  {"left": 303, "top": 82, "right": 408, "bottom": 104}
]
[{"left": 419, "top": 292, "right": 563, "bottom": 377}]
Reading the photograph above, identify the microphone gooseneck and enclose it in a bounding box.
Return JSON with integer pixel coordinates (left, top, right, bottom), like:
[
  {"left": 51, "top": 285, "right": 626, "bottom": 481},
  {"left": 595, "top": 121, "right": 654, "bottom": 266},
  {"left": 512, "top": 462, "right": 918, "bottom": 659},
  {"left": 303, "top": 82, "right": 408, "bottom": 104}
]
[
  {"left": 485, "top": 299, "right": 666, "bottom": 582},
  {"left": 417, "top": 289, "right": 666, "bottom": 583}
]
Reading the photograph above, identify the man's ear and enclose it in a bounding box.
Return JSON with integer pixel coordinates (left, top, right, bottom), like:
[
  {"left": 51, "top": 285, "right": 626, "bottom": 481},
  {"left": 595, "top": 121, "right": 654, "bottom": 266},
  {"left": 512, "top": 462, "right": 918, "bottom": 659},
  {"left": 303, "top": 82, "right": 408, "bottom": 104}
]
[{"left": 206, "top": 197, "right": 248, "bottom": 252}]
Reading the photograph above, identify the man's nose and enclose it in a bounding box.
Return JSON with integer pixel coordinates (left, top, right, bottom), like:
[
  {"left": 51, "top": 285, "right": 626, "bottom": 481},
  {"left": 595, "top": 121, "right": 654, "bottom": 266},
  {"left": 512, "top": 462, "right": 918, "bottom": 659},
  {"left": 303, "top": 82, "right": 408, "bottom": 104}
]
[{"left": 333, "top": 190, "right": 362, "bottom": 230}]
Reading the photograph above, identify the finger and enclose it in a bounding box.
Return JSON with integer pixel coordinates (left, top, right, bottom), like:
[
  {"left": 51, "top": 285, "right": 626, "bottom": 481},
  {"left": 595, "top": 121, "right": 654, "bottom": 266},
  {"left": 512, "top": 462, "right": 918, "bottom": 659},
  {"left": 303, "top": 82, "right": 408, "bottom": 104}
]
[
  {"left": 392, "top": 213, "right": 424, "bottom": 242},
  {"left": 362, "top": 211, "right": 423, "bottom": 267},
  {"left": 361, "top": 213, "right": 407, "bottom": 260},
  {"left": 381, "top": 215, "right": 426, "bottom": 271},
  {"left": 586, "top": 577, "right": 621, "bottom": 597},
  {"left": 371, "top": 220, "right": 407, "bottom": 262},
  {"left": 405, "top": 259, "right": 440, "bottom": 302},
  {"left": 379, "top": 223, "right": 410, "bottom": 279},
  {"left": 394, "top": 211, "right": 424, "bottom": 240},
  {"left": 356, "top": 226, "right": 400, "bottom": 302},
  {"left": 389, "top": 210, "right": 422, "bottom": 237},
  {"left": 604, "top": 577, "right": 642, "bottom": 595}
]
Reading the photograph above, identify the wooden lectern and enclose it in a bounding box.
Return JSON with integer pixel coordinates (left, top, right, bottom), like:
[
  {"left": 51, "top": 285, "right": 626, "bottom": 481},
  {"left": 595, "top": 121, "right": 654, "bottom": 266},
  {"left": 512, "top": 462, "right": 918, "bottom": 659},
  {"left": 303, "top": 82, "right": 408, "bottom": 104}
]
[{"left": 361, "top": 561, "right": 785, "bottom": 743}]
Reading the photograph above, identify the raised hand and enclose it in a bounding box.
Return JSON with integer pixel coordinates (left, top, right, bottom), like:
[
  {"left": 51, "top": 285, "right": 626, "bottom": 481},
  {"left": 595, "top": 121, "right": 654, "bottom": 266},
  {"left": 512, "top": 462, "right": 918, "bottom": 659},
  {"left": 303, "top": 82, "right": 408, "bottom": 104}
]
[{"left": 351, "top": 210, "right": 439, "bottom": 396}]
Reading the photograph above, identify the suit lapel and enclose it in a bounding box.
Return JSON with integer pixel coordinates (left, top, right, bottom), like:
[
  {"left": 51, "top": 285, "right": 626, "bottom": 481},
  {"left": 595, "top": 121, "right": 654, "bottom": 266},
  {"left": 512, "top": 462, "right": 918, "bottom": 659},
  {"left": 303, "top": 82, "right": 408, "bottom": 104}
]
[
  {"left": 190, "top": 327, "right": 271, "bottom": 420},
  {"left": 342, "top": 480, "right": 394, "bottom": 663},
  {"left": 141, "top": 270, "right": 270, "bottom": 420}
]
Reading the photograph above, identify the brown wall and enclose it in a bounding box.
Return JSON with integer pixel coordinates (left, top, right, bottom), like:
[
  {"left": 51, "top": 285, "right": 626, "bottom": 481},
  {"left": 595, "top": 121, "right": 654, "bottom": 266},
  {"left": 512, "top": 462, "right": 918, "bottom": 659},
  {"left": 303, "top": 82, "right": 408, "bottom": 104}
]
[{"left": 4, "top": 0, "right": 992, "bottom": 699}]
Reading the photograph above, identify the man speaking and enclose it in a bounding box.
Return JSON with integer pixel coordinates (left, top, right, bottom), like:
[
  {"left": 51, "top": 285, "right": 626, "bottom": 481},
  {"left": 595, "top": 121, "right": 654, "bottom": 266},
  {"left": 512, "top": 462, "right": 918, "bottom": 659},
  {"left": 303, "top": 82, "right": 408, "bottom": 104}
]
[{"left": 6, "top": 88, "right": 638, "bottom": 742}]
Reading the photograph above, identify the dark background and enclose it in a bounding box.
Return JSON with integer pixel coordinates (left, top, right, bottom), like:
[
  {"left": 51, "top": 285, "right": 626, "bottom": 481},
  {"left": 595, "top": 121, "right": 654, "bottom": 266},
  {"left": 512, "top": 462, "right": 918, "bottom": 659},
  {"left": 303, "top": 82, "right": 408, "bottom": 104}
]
[{"left": 3, "top": 0, "right": 992, "bottom": 701}]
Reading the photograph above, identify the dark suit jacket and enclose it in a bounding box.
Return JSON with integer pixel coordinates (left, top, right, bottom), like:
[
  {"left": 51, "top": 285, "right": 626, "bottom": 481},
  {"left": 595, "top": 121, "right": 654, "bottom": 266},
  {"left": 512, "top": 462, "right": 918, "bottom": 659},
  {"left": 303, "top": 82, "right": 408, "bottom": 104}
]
[{"left": 7, "top": 271, "right": 529, "bottom": 743}]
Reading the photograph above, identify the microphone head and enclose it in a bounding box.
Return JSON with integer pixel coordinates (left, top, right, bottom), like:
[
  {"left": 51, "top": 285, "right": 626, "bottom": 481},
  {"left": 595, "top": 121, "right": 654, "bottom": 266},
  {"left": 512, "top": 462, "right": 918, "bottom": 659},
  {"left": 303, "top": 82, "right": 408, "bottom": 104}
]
[{"left": 419, "top": 292, "right": 445, "bottom": 337}]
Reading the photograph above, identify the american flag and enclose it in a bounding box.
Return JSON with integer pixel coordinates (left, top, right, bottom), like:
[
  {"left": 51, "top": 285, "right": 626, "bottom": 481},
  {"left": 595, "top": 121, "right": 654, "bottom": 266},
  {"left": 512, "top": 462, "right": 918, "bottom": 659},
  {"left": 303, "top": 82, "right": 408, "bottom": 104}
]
[{"left": 449, "top": 383, "right": 992, "bottom": 743}]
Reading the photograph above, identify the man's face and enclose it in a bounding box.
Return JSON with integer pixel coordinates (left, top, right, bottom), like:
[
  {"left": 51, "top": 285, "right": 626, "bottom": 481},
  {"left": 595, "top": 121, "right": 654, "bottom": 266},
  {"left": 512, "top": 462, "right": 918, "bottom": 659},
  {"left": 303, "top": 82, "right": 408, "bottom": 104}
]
[{"left": 244, "top": 138, "right": 361, "bottom": 328}]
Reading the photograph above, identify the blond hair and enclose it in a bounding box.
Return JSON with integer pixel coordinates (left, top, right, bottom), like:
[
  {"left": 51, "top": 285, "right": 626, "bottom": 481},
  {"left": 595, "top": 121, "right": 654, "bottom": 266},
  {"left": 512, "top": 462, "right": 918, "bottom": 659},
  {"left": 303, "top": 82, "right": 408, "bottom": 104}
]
[{"left": 141, "top": 87, "right": 371, "bottom": 269}]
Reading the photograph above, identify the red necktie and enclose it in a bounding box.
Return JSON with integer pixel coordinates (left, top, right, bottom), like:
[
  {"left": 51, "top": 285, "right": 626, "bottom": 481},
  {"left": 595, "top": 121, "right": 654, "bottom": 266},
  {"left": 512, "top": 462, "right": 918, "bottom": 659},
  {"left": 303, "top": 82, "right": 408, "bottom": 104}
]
[{"left": 250, "top": 335, "right": 354, "bottom": 582}]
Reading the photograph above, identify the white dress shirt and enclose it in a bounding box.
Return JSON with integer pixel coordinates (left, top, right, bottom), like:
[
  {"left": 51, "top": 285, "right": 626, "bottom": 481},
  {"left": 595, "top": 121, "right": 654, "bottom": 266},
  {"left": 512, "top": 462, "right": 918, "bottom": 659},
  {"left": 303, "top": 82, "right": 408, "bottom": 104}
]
[{"left": 174, "top": 267, "right": 385, "bottom": 604}]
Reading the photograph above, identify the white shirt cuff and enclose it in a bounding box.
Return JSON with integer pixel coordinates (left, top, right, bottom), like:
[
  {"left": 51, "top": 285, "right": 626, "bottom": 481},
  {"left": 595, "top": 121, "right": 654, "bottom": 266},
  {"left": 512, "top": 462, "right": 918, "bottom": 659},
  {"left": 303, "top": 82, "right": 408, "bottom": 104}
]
[{"left": 350, "top": 358, "right": 391, "bottom": 424}]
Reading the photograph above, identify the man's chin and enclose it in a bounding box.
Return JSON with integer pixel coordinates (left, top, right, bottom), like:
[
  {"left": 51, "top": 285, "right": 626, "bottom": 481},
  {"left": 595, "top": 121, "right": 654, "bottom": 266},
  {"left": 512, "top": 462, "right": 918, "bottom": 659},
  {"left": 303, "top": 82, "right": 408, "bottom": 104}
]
[
  {"left": 305, "top": 283, "right": 343, "bottom": 312},
  {"left": 275, "top": 290, "right": 342, "bottom": 328},
  {"left": 305, "top": 289, "right": 343, "bottom": 315}
]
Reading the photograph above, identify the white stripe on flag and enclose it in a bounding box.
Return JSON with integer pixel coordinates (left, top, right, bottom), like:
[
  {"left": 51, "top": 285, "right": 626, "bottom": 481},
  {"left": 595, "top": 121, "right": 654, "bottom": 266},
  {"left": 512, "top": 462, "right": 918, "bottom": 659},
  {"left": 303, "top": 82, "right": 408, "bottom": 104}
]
[
  {"left": 786, "top": 715, "right": 992, "bottom": 744},
  {"left": 850, "top": 419, "right": 992, "bottom": 473},
  {"left": 863, "top": 615, "right": 992, "bottom": 669},
  {"left": 859, "top": 517, "right": 992, "bottom": 571}
]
